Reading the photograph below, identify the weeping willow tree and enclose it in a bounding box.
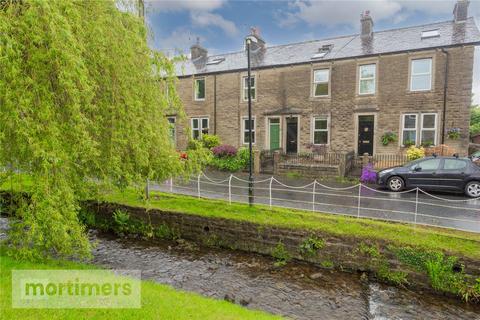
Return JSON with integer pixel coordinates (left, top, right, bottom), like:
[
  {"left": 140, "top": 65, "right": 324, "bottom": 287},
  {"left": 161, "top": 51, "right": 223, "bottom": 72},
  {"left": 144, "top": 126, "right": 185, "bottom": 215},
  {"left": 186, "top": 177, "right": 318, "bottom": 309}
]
[{"left": 0, "top": 0, "right": 201, "bottom": 260}]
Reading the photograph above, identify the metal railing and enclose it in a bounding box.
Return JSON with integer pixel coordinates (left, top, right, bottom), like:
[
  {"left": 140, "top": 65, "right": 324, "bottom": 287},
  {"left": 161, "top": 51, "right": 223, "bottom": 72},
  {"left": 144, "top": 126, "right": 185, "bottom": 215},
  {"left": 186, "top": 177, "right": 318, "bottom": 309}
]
[{"left": 156, "top": 172, "right": 480, "bottom": 234}]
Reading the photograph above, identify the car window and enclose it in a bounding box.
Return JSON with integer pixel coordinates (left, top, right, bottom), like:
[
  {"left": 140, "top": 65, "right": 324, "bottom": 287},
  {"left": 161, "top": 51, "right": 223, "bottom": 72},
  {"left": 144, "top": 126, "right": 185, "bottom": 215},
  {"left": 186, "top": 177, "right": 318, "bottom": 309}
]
[
  {"left": 412, "top": 159, "right": 440, "bottom": 171},
  {"left": 443, "top": 159, "right": 467, "bottom": 171}
]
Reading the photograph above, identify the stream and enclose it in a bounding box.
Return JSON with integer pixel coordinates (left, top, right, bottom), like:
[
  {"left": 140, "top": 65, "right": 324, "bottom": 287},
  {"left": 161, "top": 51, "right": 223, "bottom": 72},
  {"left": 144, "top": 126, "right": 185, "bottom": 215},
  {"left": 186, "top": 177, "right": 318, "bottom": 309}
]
[{"left": 1, "top": 217, "right": 479, "bottom": 319}]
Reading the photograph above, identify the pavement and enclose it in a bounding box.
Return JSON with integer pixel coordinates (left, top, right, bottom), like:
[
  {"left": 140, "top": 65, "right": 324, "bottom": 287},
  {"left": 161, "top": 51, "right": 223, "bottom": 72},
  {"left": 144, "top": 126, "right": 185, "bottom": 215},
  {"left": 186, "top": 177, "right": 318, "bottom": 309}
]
[{"left": 152, "top": 169, "right": 480, "bottom": 234}]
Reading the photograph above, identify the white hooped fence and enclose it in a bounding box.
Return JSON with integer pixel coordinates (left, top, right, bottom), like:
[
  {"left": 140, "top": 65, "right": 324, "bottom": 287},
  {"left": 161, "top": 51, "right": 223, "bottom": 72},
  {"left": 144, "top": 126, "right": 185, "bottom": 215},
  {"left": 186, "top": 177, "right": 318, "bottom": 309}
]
[{"left": 161, "top": 172, "right": 480, "bottom": 234}]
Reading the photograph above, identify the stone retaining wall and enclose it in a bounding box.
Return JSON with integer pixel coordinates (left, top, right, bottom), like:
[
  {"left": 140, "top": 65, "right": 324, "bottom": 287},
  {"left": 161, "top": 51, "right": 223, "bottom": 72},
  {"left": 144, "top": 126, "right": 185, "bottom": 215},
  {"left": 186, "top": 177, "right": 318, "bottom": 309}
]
[{"left": 85, "top": 200, "right": 480, "bottom": 297}]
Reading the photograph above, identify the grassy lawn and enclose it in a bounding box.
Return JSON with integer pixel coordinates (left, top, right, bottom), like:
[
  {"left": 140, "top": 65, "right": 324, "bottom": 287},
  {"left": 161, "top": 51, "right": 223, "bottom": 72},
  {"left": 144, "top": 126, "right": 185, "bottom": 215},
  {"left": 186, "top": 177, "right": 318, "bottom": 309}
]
[
  {"left": 0, "top": 253, "right": 280, "bottom": 320},
  {"left": 2, "top": 174, "right": 480, "bottom": 259},
  {"left": 103, "top": 190, "right": 480, "bottom": 260}
]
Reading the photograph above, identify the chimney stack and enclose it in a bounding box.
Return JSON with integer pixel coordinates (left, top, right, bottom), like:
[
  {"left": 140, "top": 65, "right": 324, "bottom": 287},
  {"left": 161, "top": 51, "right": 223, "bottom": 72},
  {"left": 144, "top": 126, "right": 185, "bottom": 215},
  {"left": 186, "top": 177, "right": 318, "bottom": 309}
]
[
  {"left": 246, "top": 27, "right": 266, "bottom": 53},
  {"left": 453, "top": 0, "right": 469, "bottom": 23},
  {"left": 190, "top": 37, "right": 208, "bottom": 61},
  {"left": 360, "top": 11, "right": 374, "bottom": 39}
]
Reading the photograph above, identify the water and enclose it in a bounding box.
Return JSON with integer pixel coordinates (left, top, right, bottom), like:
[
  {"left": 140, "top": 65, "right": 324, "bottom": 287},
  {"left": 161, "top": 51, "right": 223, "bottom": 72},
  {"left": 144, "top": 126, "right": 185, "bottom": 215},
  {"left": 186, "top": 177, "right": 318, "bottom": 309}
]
[{"left": 1, "top": 217, "right": 479, "bottom": 319}]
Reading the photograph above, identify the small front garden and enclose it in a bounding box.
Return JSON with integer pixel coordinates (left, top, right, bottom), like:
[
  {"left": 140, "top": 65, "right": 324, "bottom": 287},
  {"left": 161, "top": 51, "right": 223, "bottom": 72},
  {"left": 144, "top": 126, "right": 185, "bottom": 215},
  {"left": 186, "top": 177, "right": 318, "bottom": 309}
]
[{"left": 187, "top": 134, "right": 250, "bottom": 172}]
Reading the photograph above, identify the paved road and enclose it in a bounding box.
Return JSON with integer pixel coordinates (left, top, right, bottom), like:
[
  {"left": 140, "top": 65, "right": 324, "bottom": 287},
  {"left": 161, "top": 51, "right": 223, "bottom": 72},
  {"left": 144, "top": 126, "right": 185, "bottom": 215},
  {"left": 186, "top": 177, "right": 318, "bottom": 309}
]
[{"left": 153, "top": 170, "right": 480, "bottom": 233}]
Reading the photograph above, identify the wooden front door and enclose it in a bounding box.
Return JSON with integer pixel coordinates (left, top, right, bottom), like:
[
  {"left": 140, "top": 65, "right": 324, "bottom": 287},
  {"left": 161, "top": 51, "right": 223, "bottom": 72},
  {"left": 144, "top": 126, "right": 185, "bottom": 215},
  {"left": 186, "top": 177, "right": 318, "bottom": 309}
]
[
  {"left": 269, "top": 118, "right": 280, "bottom": 150},
  {"left": 286, "top": 117, "right": 298, "bottom": 154},
  {"left": 358, "top": 115, "right": 374, "bottom": 155}
]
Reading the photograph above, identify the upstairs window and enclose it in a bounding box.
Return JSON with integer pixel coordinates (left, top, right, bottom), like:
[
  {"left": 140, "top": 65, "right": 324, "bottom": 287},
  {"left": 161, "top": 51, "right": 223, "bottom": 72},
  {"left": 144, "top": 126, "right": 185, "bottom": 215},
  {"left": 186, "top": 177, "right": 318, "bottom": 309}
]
[
  {"left": 194, "top": 78, "right": 205, "bottom": 101},
  {"left": 313, "top": 69, "right": 329, "bottom": 97},
  {"left": 242, "top": 117, "right": 256, "bottom": 144},
  {"left": 313, "top": 116, "right": 329, "bottom": 145},
  {"left": 410, "top": 58, "right": 432, "bottom": 91},
  {"left": 358, "top": 64, "right": 376, "bottom": 95},
  {"left": 242, "top": 75, "right": 256, "bottom": 101},
  {"left": 191, "top": 117, "right": 209, "bottom": 140}
]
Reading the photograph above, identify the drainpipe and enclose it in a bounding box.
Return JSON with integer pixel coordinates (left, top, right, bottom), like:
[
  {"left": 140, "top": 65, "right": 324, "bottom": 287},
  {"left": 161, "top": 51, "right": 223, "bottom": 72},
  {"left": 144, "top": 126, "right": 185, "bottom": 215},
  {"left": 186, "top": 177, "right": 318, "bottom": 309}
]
[
  {"left": 441, "top": 48, "right": 449, "bottom": 145},
  {"left": 214, "top": 74, "right": 217, "bottom": 134}
]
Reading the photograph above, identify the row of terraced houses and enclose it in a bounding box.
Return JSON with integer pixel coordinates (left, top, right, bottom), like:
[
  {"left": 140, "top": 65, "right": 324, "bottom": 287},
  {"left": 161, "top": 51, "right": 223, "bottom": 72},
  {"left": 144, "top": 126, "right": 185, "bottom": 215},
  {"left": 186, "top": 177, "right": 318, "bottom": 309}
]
[{"left": 170, "top": 0, "right": 480, "bottom": 156}]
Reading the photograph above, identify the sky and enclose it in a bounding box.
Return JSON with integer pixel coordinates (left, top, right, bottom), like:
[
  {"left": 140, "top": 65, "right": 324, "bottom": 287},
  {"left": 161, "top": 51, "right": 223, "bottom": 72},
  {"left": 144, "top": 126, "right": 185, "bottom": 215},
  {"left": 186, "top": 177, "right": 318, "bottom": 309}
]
[{"left": 143, "top": 0, "right": 480, "bottom": 103}]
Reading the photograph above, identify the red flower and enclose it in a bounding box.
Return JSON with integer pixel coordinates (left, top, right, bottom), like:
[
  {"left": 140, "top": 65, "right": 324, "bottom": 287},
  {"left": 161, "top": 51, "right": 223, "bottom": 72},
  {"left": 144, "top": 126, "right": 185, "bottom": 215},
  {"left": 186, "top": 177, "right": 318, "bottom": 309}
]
[{"left": 179, "top": 152, "right": 188, "bottom": 160}]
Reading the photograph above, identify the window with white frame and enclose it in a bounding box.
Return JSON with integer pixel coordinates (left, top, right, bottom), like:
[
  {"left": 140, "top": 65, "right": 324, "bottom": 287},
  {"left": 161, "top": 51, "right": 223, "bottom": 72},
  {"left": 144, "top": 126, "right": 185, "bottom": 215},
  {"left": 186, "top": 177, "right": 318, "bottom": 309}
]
[
  {"left": 420, "top": 113, "right": 437, "bottom": 146},
  {"left": 313, "top": 69, "right": 329, "bottom": 97},
  {"left": 194, "top": 78, "right": 205, "bottom": 101},
  {"left": 167, "top": 117, "right": 176, "bottom": 145},
  {"left": 191, "top": 117, "right": 209, "bottom": 140},
  {"left": 242, "top": 75, "right": 256, "bottom": 101},
  {"left": 401, "top": 113, "right": 438, "bottom": 146},
  {"left": 410, "top": 58, "right": 432, "bottom": 91},
  {"left": 242, "top": 117, "right": 255, "bottom": 144},
  {"left": 312, "top": 116, "right": 329, "bottom": 144},
  {"left": 358, "top": 64, "right": 376, "bottom": 95},
  {"left": 402, "top": 114, "right": 418, "bottom": 146}
]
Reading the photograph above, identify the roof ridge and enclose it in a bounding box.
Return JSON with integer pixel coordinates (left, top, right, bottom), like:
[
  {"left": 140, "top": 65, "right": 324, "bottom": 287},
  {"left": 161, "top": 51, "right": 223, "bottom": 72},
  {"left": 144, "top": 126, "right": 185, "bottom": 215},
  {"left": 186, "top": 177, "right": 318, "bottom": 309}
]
[{"left": 205, "top": 18, "right": 466, "bottom": 59}]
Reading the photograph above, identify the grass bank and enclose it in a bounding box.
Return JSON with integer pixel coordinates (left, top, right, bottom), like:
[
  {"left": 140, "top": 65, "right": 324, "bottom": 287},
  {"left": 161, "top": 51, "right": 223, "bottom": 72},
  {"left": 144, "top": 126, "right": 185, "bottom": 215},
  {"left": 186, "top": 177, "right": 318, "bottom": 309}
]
[
  {"left": 102, "top": 190, "right": 480, "bottom": 260},
  {"left": 0, "top": 253, "right": 279, "bottom": 320}
]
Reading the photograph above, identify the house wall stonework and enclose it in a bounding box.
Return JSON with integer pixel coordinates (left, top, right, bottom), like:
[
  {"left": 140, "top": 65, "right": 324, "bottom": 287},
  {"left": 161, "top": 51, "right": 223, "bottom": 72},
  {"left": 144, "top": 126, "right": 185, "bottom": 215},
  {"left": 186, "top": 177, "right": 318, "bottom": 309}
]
[{"left": 174, "top": 46, "right": 474, "bottom": 155}]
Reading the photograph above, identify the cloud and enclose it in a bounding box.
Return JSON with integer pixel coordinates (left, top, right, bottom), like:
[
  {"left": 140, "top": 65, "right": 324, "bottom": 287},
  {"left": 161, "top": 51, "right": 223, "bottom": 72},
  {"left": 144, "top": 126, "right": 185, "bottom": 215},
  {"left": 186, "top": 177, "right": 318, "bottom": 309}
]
[
  {"left": 190, "top": 11, "right": 239, "bottom": 36},
  {"left": 155, "top": 27, "right": 202, "bottom": 57},
  {"left": 146, "top": 0, "right": 225, "bottom": 12},
  {"left": 276, "top": 0, "right": 480, "bottom": 29}
]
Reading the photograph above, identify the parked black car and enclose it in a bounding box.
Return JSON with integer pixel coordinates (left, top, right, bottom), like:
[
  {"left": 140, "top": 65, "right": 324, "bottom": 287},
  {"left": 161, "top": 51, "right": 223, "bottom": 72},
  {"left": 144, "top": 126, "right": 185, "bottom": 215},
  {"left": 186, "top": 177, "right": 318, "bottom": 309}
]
[{"left": 377, "top": 156, "right": 480, "bottom": 198}]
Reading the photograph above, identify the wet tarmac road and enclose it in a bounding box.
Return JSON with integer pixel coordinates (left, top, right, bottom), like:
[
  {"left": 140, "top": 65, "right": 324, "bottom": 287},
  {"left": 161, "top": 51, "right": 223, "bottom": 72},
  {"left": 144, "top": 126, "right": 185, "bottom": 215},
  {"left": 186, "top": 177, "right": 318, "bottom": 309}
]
[{"left": 153, "top": 171, "right": 480, "bottom": 233}]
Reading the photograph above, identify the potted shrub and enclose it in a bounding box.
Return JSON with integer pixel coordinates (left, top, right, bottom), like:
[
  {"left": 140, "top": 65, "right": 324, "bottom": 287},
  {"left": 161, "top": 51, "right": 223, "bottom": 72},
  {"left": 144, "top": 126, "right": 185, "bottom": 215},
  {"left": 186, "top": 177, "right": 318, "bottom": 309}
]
[
  {"left": 381, "top": 131, "right": 397, "bottom": 146},
  {"left": 447, "top": 128, "right": 461, "bottom": 140}
]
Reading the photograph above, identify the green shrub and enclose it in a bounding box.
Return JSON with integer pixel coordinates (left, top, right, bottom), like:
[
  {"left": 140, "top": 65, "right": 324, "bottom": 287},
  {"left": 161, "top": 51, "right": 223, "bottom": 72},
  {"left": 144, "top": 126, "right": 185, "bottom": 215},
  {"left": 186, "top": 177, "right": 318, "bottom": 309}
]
[
  {"left": 358, "top": 242, "right": 381, "bottom": 258},
  {"left": 406, "top": 146, "right": 425, "bottom": 161},
  {"left": 201, "top": 134, "right": 221, "bottom": 149},
  {"left": 299, "top": 236, "right": 325, "bottom": 257},
  {"left": 271, "top": 242, "right": 291, "bottom": 267},
  {"left": 209, "top": 148, "right": 250, "bottom": 172},
  {"left": 112, "top": 210, "right": 130, "bottom": 235},
  {"left": 381, "top": 131, "right": 397, "bottom": 146},
  {"left": 187, "top": 139, "right": 204, "bottom": 150}
]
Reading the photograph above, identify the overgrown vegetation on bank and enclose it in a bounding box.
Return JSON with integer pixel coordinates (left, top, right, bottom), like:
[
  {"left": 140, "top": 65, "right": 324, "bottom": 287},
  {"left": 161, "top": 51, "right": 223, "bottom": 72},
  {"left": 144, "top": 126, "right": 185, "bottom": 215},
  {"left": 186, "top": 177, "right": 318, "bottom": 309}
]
[{"left": 0, "top": 252, "right": 279, "bottom": 320}]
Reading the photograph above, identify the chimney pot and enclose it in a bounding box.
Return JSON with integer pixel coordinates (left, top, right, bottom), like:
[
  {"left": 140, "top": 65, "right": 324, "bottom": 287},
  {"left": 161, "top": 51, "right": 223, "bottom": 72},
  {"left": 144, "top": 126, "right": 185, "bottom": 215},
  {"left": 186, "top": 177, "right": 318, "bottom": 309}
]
[
  {"left": 190, "top": 38, "right": 208, "bottom": 61},
  {"left": 360, "top": 11, "right": 374, "bottom": 39},
  {"left": 246, "top": 26, "right": 266, "bottom": 53},
  {"left": 453, "top": 0, "right": 469, "bottom": 23}
]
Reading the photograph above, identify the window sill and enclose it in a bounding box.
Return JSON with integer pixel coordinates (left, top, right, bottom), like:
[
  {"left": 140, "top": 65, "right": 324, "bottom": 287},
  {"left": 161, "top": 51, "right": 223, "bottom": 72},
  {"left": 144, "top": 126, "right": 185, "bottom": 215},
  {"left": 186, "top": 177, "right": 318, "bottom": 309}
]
[
  {"left": 356, "top": 93, "right": 376, "bottom": 98},
  {"left": 309, "top": 96, "right": 331, "bottom": 101}
]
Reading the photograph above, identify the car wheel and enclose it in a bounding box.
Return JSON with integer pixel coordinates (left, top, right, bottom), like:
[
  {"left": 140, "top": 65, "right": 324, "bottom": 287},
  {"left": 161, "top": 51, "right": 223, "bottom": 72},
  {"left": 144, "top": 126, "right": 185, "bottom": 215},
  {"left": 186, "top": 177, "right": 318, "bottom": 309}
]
[
  {"left": 387, "top": 176, "right": 404, "bottom": 192},
  {"left": 465, "top": 181, "right": 480, "bottom": 198}
]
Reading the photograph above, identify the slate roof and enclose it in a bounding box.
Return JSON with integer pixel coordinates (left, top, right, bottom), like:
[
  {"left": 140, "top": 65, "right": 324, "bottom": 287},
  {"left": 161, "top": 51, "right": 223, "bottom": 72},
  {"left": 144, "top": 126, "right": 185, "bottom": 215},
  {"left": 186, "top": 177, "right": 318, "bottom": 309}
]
[{"left": 175, "top": 17, "right": 480, "bottom": 77}]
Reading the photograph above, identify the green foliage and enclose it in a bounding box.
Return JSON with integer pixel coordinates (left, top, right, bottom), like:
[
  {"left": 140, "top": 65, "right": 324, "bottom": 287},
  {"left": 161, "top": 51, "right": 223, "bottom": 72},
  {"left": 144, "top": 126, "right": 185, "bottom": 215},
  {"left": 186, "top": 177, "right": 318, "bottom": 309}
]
[
  {"left": 424, "top": 254, "right": 463, "bottom": 293},
  {"left": 154, "top": 224, "right": 180, "bottom": 240},
  {"left": 209, "top": 148, "right": 249, "bottom": 172},
  {"left": 320, "top": 260, "right": 334, "bottom": 269},
  {"left": 201, "top": 134, "right": 221, "bottom": 149},
  {"left": 381, "top": 132, "right": 397, "bottom": 146},
  {"left": 403, "top": 140, "right": 415, "bottom": 148},
  {"left": 286, "top": 171, "right": 302, "bottom": 179},
  {"left": 187, "top": 139, "right": 204, "bottom": 151},
  {"left": 378, "top": 263, "right": 408, "bottom": 286},
  {"left": 358, "top": 243, "right": 381, "bottom": 258},
  {"left": 420, "top": 140, "right": 434, "bottom": 148},
  {"left": 112, "top": 210, "right": 130, "bottom": 236},
  {"left": 0, "top": 0, "right": 210, "bottom": 260},
  {"left": 406, "top": 146, "right": 425, "bottom": 160},
  {"left": 271, "top": 242, "right": 291, "bottom": 267},
  {"left": 299, "top": 236, "right": 325, "bottom": 257},
  {"left": 470, "top": 105, "right": 480, "bottom": 136}
]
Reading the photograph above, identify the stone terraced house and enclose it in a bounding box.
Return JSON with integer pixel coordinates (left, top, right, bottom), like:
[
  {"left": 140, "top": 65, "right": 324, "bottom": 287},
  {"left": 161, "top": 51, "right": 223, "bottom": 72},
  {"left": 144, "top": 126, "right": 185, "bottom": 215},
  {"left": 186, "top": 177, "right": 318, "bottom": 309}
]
[{"left": 171, "top": 0, "right": 480, "bottom": 156}]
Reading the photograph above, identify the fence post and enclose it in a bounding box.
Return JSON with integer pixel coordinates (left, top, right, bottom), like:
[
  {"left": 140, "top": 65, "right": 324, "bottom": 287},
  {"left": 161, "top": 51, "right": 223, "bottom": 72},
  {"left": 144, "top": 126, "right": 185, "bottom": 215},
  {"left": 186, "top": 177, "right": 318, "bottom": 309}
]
[
  {"left": 145, "top": 178, "right": 150, "bottom": 200},
  {"left": 414, "top": 187, "right": 419, "bottom": 226},
  {"left": 169, "top": 177, "right": 173, "bottom": 192},
  {"left": 197, "top": 174, "right": 201, "bottom": 198},
  {"left": 312, "top": 180, "right": 316, "bottom": 212},
  {"left": 228, "top": 174, "right": 232, "bottom": 204},
  {"left": 269, "top": 177, "right": 274, "bottom": 208},
  {"left": 273, "top": 151, "right": 280, "bottom": 175},
  {"left": 357, "top": 184, "right": 361, "bottom": 218}
]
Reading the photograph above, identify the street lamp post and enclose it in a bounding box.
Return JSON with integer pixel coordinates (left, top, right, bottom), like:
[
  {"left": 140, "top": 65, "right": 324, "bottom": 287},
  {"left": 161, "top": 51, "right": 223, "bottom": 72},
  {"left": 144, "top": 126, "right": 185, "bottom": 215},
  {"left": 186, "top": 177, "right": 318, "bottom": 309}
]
[{"left": 245, "top": 36, "right": 256, "bottom": 206}]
